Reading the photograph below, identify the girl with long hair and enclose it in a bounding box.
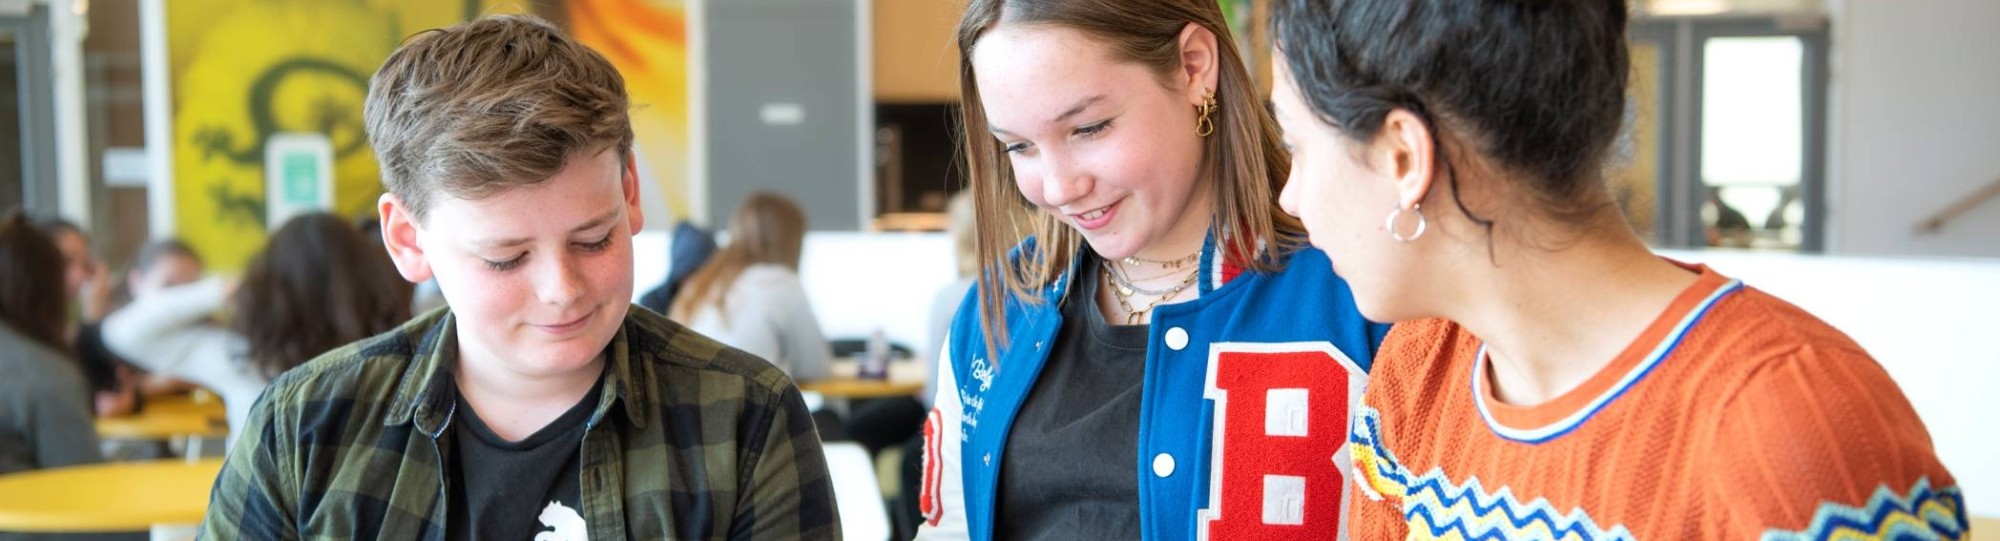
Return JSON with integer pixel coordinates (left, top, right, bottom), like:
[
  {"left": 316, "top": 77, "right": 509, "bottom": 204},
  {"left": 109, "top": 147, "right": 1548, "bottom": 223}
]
[
  {"left": 0, "top": 210, "right": 101, "bottom": 473},
  {"left": 915, "top": 1, "right": 1388, "bottom": 539},
  {"left": 669, "top": 191, "right": 833, "bottom": 382}
]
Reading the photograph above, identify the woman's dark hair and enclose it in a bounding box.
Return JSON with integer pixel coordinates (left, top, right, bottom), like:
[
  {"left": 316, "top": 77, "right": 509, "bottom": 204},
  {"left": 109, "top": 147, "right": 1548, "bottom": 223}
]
[
  {"left": 1271, "top": 0, "right": 1630, "bottom": 227},
  {"left": 233, "top": 212, "right": 412, "bottom": 379},
  {"left": 0, "top": 210, "right": 71, "bottom": 351}
]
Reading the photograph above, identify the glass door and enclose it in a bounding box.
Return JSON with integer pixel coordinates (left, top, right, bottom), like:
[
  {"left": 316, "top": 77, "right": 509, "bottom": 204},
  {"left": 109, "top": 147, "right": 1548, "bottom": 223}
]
[{"left": 1624, "top": 17, "right": 1828, "bottom": 252}]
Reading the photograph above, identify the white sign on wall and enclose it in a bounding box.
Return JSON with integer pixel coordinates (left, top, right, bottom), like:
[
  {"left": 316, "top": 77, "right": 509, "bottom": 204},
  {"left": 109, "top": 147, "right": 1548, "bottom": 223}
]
[{"left": 263, "top": 132, "right": 335, "bottom": 231}]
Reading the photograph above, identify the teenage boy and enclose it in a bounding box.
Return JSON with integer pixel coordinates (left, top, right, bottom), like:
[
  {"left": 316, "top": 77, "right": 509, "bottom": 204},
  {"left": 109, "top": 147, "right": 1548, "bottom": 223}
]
[{"left": 200, "top": 15, "right": 839, "bottom": 540}]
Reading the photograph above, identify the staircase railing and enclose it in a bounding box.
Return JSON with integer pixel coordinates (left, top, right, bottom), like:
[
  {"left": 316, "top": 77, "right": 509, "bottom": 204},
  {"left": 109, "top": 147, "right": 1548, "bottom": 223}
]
[{"left": 1916, "top": 176, "right": 2000, "bottom": 234}]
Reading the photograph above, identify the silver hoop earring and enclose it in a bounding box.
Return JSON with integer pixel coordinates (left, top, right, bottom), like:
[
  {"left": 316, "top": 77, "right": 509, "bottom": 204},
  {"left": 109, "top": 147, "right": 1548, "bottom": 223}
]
[{"left": 1385, "top": 204, "right": 1427, "bottom": 242}]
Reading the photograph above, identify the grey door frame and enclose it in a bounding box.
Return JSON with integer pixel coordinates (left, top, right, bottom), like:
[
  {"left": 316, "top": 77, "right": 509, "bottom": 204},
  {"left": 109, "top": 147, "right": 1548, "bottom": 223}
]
[
  {"left": 5, "top": 5, "right": 59, "bottom": 213},
  {"left": 702, "top": 0, "right": 868, "bottom": 231},
  {"left": 1634, "top": 16, "right": 1830, "bottom": 252},
  {"left": 1630, "top": 23, "right": 1685, "bottom": 247}
]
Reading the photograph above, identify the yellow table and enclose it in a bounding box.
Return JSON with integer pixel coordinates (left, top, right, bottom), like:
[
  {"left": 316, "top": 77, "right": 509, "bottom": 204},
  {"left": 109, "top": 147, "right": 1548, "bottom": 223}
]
[
  {"left": 801, "top": 378, "right": 926, "bottom": 399},
  {"left": 0, "top": 459, "right": 223, "bottom": 532},
  {"left": 1973, "top": 515, "right": 1997, "bottom": 540},
  {"left": 94, "top": 409, "right": 227, "bottom": 441},
  {"left": 142, "top": 393, "right": 226, "bottom": 418},
  {"left": 801, "top": 358, "right": 927, "bottom": 399},
  {"left": 96, "top": 392, "right": 227, "bottom": 441}
]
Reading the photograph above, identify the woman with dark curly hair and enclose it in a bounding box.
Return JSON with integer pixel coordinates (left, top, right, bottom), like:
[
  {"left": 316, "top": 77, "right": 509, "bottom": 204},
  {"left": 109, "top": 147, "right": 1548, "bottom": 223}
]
[
  {"left": 1268, "top": 0, "right": 1962, "bottom": 537},
  {"left": 104, "top": 212, "right": 412, "bottom": 444}
]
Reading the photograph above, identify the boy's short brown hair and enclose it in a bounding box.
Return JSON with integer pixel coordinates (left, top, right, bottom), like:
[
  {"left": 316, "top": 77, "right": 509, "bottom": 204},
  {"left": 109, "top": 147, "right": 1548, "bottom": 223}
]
[{"left": 364, "top": 14, "right": 633, "bottom": 221}]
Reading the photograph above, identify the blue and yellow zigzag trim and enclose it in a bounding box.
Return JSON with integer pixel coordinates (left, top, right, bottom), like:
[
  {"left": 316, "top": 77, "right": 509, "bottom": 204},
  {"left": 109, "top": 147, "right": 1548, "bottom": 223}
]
[
  {"left": 1349, "top": 406, "right": 1411, "bottom": 502},
  {"left": 1760, "top": 478, "right": 1967, "bottom": 541},
  {"left": 1401, "top": 473, "right": 1635, "bottom": 541},
  {"left": 1349, "top": 407, "right": 1636, "bottom": 540}
]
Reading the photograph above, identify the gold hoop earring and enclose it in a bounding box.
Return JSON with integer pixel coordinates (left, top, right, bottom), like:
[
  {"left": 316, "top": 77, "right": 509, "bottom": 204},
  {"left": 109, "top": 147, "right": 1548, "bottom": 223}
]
[
  {"left": 1195, "top": 88, "right": 1217, "bottom": 137},
  {"left": 1386, "top": 204, "right": 1427, "bottom": 242}
]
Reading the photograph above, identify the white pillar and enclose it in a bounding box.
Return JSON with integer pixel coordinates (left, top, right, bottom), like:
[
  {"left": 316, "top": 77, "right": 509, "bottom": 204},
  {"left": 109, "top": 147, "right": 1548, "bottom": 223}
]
[
  {"left": 140, "top": 0, "right": 173, "bottom": 237},
  {"left": 50, "top": 0, "right": 90, "bottom": 226}
]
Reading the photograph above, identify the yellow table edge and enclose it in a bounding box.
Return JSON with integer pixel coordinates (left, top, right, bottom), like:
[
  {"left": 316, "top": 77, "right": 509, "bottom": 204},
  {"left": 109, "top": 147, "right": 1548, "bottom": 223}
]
[
  {"left": 95, "top": 415, "right": 229, "bottom": 440},
  {"left": 799, "top": 379, "right": 924, "bottom": 399},
  {"left": 0, "top": 459, "right": 223, "bottom": 532}
]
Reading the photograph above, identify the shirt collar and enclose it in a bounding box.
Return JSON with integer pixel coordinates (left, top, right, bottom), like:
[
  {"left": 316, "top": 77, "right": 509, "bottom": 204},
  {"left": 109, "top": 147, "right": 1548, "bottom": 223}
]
[{"left": 383, "top": 310, "right": 656, "bottom": 434}]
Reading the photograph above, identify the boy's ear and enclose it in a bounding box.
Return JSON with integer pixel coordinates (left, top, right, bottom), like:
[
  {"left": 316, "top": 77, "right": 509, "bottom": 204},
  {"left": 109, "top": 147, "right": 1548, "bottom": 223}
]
[
  {"left": 622, "top": 152, "right": 645, "bottom": 233},
  {"left": 378, "top": 193, "right": 434, "bottom": 283}
]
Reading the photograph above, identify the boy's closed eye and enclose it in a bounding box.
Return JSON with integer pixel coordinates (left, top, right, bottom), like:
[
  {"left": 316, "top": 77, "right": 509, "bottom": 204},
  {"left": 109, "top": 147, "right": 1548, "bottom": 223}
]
[{"left": 480, "top": 232, "right": 616, "bottom": 272}]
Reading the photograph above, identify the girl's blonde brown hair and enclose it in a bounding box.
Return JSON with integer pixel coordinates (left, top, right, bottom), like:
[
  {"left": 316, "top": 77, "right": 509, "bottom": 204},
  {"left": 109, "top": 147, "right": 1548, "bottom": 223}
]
[
  {"left": 669, "top": 192, "right": 809, "bottom": 321},
  {"left": 956, "top": 0, "right": 1301, "bottom": 354}
]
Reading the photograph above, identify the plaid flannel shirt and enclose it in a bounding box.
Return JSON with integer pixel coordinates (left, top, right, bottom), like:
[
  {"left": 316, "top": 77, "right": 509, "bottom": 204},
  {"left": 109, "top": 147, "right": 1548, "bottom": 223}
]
[{"left": 198, "top": 306, "right": 840, "bottom": 540}]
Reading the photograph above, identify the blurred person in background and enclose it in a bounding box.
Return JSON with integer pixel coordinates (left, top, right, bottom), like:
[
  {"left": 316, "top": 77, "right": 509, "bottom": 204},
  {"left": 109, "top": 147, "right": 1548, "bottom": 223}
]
[
  {"left": 102, "top": 212, "right": 413, "bottom": 444},
  {"left": 28, "top": 216, "right": 110, "bottom": 325},
  {"left": 669, "top": 191, "right": 833, "bottom": 383},
  {"left": 0, "top": 210, "right": 102, "bottom": 474},
  {"left": 638, "top": 220, "right": 719, "bottom": 315},
  {"left": 124, "top": 239, "right": 206, "bottom": 302},
  {"left": 89, "top": 238, "right": 209, "bottom": 417},
  {"left": 29, "top": 216, "right": 128, "bottom": 413}
]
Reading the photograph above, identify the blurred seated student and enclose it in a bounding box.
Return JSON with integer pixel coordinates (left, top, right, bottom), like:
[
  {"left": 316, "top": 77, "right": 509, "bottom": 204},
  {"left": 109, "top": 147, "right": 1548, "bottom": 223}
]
[
  {"left": 669, "top": 192, "right": 832, "bottom": 382},
  {"left": 637, "top": 220, "right": 718, "bottom": 315},
  {"left": 103, "top": 213, "right": 413, "bottom": 443},
  {"left": 0, "top": 210, "right": 102, "bottom": 474},
  {"left": 29, "top": 216, "right": 129, "bottom": 410},
  {"left": 83, "top": 239, "right": 209, "bottom": 417}
]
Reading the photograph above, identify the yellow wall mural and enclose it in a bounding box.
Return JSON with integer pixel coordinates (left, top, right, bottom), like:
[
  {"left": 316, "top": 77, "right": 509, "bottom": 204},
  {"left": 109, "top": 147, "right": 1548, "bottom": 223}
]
[
  {"left": 168, "top": 0, "right": 688, "bottom": 269},
  {"left": 567, "top": 0, "right": 692, "bottom": 225}
]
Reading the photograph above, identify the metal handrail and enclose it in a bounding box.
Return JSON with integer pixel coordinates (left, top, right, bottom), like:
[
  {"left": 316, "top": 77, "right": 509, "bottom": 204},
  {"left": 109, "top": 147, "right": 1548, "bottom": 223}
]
[{"left": 1917, "top": 177, "right": 2000, "bottom": 234}]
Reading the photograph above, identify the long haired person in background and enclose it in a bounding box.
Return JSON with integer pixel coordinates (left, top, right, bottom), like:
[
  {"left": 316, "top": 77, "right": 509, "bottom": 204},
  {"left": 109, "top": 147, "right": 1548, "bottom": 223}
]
[
  {"left": 0, "top": 210, "right": 102, "bottom": 473},
  {"left": 669, "top": 191, "right": 833, "bottom": 382}
]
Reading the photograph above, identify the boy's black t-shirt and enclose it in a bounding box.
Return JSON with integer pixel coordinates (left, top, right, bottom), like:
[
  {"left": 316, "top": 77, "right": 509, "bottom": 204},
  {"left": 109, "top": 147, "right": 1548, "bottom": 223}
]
[{"left": 446, "top": 377, "right": 603, "bottom": 541}]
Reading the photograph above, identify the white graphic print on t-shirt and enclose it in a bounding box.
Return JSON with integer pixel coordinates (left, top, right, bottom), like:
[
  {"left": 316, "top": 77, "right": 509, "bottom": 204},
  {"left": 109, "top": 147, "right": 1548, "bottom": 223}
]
[{"left": 534, "top": 501, "right": 588, "bottom": 541}]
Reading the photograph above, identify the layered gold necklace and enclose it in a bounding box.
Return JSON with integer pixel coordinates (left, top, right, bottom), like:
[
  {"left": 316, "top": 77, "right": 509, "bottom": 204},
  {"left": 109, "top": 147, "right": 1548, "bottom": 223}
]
[{"left": 1101, "top": 251, "right": 1201, "bottom": 325}]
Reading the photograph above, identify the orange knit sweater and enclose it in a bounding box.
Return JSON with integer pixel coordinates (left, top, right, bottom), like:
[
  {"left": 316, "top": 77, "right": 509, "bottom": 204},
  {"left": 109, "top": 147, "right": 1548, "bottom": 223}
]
[{"left": 1347, "top": 264, "right": 1965, "bottom": 540}]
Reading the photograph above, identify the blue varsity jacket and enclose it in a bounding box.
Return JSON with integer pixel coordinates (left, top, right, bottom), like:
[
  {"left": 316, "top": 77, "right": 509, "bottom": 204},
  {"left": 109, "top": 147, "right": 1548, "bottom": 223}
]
[{"left": 915, "top": 232, "right": 1389, "bottom": 541}]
